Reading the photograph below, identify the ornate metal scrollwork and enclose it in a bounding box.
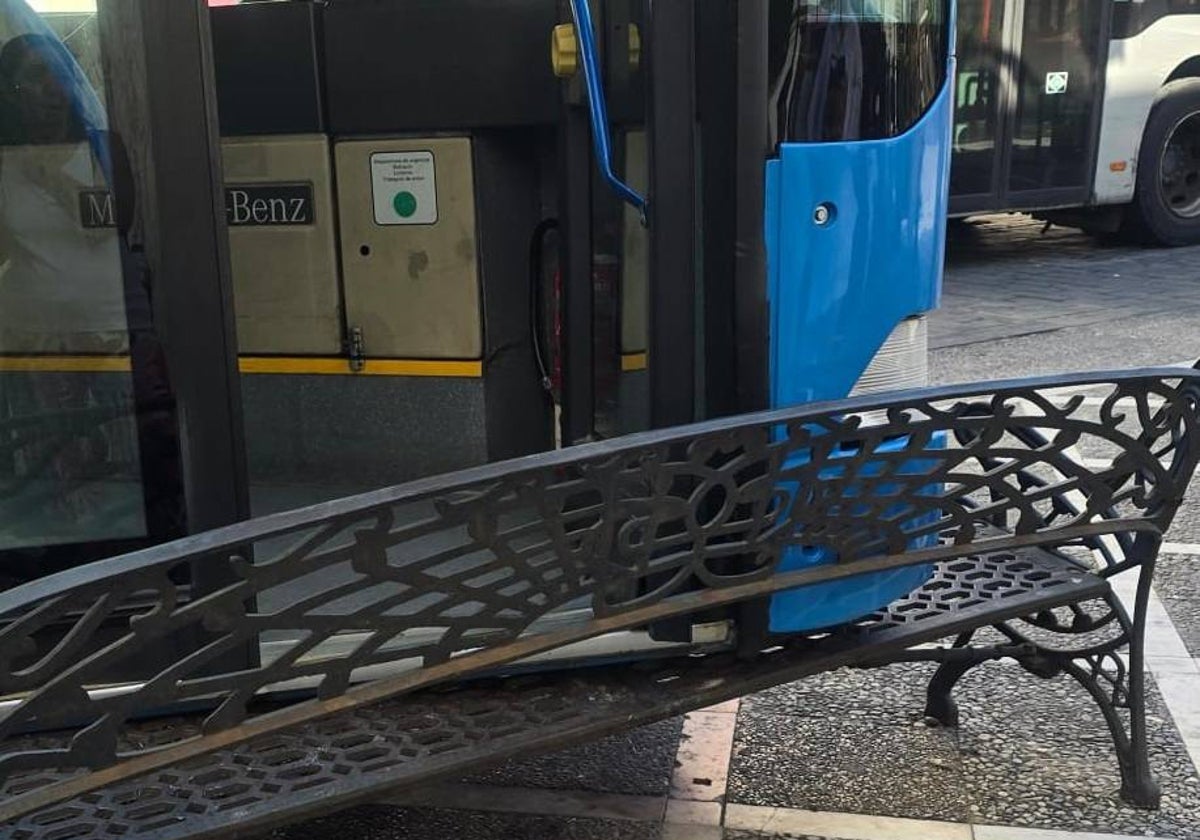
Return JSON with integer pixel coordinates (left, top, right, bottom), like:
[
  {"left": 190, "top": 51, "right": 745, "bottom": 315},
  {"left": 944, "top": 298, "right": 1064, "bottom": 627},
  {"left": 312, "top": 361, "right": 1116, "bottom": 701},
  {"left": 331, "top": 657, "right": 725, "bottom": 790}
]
[{"left": 0, "top": 369, "right": 1197, "bottom": 821}]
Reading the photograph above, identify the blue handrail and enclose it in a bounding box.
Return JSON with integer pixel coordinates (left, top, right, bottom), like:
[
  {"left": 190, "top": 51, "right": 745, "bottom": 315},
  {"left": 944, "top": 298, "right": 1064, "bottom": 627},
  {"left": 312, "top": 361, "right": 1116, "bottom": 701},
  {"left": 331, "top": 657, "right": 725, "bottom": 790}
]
[{"left": 567, "top": 0, "right": 648, "bottom": 224}]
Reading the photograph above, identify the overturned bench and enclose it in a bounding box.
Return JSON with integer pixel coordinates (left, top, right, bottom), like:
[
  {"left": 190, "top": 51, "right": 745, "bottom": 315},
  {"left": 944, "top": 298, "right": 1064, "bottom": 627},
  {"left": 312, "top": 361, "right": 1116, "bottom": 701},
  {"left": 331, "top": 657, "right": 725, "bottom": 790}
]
[{"left": 2, "top": 368, "right": 1199, "bottom": 839}]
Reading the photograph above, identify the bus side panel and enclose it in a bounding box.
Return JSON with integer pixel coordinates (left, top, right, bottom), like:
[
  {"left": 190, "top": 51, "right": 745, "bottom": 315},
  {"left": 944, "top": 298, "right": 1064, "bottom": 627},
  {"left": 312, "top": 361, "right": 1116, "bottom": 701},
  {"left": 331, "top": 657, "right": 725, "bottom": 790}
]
[
  {"left": 1094, "top": 16, "right": 1200, "bottom": 205},
  {"left": 768, "top": 81, "right": 953, "bottom": 409},
  {"left": 764, "top": 79, "right": 953, "bottom": 635}
]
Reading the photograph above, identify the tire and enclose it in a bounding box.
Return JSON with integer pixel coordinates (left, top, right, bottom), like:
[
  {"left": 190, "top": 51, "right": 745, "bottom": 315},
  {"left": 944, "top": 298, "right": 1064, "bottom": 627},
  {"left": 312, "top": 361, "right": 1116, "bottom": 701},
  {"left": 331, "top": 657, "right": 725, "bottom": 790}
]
[{"left": 1125, "top": 78, "right": 1200, "bottom": 247}]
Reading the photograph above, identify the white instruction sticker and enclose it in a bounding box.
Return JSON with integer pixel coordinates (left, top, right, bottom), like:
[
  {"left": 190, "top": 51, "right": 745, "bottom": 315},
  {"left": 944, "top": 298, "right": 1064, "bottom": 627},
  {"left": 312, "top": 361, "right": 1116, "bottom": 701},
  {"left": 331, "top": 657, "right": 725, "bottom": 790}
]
[
  {"left": 1045, "top": 71, "right": 1069, "bottom": 95},
  {"left": 371, "top": 151, "right": 438, "bottom": 225}
]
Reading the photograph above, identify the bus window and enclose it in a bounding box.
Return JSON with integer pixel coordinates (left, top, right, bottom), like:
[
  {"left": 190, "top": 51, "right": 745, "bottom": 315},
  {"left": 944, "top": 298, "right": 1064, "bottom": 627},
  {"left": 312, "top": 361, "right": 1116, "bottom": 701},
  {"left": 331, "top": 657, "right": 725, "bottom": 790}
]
[
  {"left": 769, "top": 0, "right": 949, "bottom": 144},
  {"left": 1007, "top": 0, "right": 1105, "bottom": 194},
  {"left": 0, "top": 1, "right": 185, "bottom": 586},
  {"left": 1114, "top": 0, "right": 1200, "bottom": 38},
  {"left": 951, "top": 0, "right": 1005, "bottom": 196}
]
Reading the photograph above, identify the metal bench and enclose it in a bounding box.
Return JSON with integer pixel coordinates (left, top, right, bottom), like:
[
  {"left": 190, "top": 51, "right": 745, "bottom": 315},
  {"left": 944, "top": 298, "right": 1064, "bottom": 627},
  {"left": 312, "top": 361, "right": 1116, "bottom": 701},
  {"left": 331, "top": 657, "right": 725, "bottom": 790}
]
[{"left": 2, "top": 369, "right": 1198, "bottom": 839}]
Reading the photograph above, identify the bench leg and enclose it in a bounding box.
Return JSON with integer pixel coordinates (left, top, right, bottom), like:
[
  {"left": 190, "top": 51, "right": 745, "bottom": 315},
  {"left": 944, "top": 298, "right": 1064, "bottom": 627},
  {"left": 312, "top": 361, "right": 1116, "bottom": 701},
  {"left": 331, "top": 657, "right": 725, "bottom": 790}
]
[
  {"left": 1121, "top": 560, "right": 1161, "bottom": 809},
  {"left": 921, "top": 560, "right": 1162, "bottom": 807},
  {"left": 1059, "top": 652, "right": 1159, "bottom": 808},
  {"left": 923, "top": 631, "right": 993, "bottom": 727},
  {"left": 1118, "top": 659, "right": 1161, "bottom": 810},
  {"left": 1054, "top": 570, "right": 1160, "bottom": 809},
  {"left": 924, "top": 658, "right": 979, "bottom": 727}
]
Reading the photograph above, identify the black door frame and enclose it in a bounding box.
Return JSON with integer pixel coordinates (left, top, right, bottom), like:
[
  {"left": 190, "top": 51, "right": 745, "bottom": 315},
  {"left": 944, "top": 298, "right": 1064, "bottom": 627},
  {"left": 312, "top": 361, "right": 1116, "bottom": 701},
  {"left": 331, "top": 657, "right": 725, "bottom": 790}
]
[
  {"left": 97, "top": 0, "right": 253, "bottom": 671},
  {"left": 98, "top": 0, "right": 249, "bottom": 538},
  {"left": 645, "top": 0, "right": 697, "bottom": 430}
]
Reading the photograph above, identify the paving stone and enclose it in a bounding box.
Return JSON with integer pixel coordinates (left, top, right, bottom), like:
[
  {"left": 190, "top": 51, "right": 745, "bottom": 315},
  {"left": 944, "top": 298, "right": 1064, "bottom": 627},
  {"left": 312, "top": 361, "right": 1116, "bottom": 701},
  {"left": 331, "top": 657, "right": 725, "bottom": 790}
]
[
  {"left": 1153, "top": 556, "right": 1200, "bottom": 657},
  {"left": 263, "top": 805, "right": 661, "bottom": 840},
  {"left": 727, "top": 669, "right": 972, "bottom": 822},
  {"left": 724, "top": 833, "right": 835, "bottom": 840},
  {"left": 954, "top": 663, "right": 1200, "bottom": 838},
  {"left": 463, "top": 717, "right": 684, "bottom": 796},
  {"left": 729, "top": 657, "right": 1200, "bottom": 838},
  {"left": 935, "top": 215, "right": 1200, "bottom": 353},
  {"left": 740, "top": 663, "right": 934, "bottom": 726},
  {"left": 1162, "top": 493, "right": 1200, "bottom": 547}
]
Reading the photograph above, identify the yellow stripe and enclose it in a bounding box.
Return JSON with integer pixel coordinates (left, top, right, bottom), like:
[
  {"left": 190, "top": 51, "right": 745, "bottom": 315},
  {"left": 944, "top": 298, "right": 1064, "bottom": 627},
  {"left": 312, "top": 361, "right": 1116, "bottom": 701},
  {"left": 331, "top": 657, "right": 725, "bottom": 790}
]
[
  {"left": 0, "top": 356, "right": 132, "bottom": 372},
  {"left": 238, "top": 357, "right": 483, "bottom": 378},
  {"left": 0, "top": 355, "right": 483, "bottom": 378},
  {"left": 621, "top": 352, "right": 648, "bottom": 372}
]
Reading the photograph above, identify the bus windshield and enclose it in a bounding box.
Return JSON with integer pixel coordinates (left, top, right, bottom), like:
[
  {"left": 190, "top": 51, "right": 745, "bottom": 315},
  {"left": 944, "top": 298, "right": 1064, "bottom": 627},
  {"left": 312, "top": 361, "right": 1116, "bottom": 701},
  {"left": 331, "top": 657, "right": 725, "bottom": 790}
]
[
  {"left": 797, "top": 0, "right": 944, "bottom": 22},
  {"left": 769, "top": 0, "right": 949, "bottom": 144}
]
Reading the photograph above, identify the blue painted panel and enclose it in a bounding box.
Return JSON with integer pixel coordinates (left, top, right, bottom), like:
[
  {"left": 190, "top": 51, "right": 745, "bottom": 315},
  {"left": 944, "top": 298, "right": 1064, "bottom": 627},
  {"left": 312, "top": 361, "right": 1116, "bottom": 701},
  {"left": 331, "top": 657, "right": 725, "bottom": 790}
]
[
  {"left": 767, "top": 432, "right": 945, "bottom": 634},
  {"left": 767, "top": 78, "right": 953, "bottom": 407},
  {"left": 765, "top": 67, "right": 955, "bottom": 635}
]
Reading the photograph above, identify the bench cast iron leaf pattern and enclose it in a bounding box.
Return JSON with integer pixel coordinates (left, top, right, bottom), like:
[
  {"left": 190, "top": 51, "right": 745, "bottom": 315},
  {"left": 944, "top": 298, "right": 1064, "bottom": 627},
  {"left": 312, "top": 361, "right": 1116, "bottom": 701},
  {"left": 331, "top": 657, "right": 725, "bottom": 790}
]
[{"left": 0, "top": 369, "right": 1197, "bottom": 823}]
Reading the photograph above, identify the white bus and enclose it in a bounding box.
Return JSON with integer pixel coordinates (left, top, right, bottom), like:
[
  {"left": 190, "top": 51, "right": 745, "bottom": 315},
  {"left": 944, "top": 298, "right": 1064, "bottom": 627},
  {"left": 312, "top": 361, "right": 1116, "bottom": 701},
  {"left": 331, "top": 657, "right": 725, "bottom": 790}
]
[{"left": 951, "top": 0, "right": 1200, "bottom": 245}]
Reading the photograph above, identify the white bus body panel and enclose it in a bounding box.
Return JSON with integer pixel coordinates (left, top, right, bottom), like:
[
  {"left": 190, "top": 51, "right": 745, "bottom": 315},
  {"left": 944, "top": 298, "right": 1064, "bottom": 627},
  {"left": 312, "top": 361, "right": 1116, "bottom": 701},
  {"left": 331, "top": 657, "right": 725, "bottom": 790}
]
[{"left": 1094, "top": 15, "right": 1200, "bottom": 205}]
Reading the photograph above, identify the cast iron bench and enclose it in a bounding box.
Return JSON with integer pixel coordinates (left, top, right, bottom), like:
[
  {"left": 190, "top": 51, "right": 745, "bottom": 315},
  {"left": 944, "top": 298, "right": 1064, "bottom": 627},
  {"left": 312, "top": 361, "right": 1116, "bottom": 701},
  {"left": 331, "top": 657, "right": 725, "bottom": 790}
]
[{"left": 2, "top": 368, "right": 1199, "bottom": 839}]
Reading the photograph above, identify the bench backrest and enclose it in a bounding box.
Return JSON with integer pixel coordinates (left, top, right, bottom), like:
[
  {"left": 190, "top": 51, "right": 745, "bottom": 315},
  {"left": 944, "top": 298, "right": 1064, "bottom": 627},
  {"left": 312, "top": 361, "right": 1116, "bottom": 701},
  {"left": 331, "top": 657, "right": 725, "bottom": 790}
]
[{"left": 2, "top": 369, "right": 1198, "bottom": 821}]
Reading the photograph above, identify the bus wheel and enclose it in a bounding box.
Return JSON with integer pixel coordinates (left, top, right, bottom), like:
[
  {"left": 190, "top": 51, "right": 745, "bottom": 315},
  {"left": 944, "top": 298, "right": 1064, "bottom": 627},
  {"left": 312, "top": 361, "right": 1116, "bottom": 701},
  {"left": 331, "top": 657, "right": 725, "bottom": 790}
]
[{"left": 1127, "top": 79, "right": 1200, "bottom": 247}]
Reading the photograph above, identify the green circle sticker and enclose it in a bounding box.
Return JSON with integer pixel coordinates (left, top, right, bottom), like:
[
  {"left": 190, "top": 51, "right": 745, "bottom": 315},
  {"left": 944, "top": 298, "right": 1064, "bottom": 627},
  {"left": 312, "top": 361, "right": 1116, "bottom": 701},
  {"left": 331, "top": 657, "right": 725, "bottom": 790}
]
[{"left": 393, "top": 191, "right": 418, "bottom": 218}]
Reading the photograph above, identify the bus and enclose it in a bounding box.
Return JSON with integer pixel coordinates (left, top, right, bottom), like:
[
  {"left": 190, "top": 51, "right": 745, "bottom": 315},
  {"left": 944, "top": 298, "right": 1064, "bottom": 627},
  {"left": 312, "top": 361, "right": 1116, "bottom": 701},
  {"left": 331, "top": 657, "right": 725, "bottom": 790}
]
[
  {"left": 0, "top": 0, "right": 952, "bottom": 675},
  {"left": 951, "top": 0, "right": 1200, "bottom": 245}
]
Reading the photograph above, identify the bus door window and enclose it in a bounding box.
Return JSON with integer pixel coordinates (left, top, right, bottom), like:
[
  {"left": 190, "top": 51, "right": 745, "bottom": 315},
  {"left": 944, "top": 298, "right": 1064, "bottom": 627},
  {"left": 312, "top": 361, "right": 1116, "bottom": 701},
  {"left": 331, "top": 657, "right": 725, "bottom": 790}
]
[
  {"left": 0, "top": 2, "right": 185, "bottom": 589},
  {"left": 769, "top": 0, "right": 949, "bottom": 144},
  {"left": 951, "top": 0, "right": 1007, "bottom": 195},
  {"left": 1007, "top": 0, "right": 1106, "bottom": 193}
]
